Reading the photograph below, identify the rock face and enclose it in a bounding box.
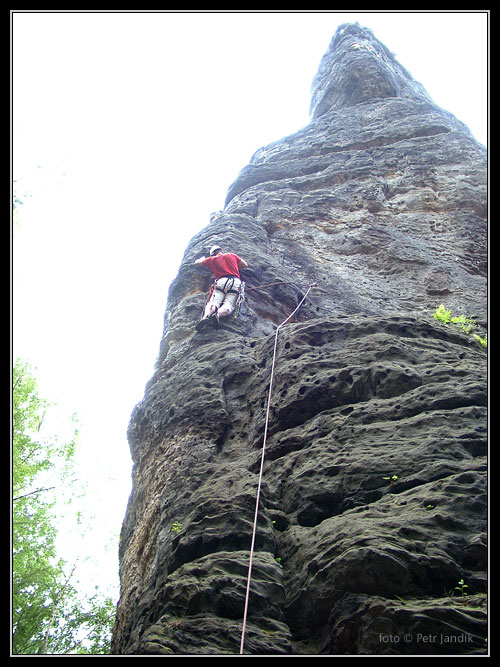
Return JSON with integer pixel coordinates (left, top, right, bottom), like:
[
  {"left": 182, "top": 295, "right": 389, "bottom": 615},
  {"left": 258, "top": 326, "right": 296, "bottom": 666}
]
[{"left": 111, "top": 24, "right": 487, "bottom": 655}]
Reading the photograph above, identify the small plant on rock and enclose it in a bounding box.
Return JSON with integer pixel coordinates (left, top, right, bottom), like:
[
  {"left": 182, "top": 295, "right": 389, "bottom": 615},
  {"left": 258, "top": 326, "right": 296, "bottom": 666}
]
[
  {"left": 433, "top": 303, "right": 453, "bottom": 324},
  {"left": 433, "top": 304, "right": 487, "bottom": 348},
  {"left": 383, "top": 474, "right": 399, "bottom": 485},
  {"left": 455, "top": 578, "right": 469, "bottom": 597},
  {"left": 166, "top": 615, "right": 183, "bottom": 630}
]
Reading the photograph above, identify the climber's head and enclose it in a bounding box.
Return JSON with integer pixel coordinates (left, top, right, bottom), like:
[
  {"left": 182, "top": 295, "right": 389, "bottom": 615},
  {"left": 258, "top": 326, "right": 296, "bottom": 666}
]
[{"left": 210, "top": 245, "right": 222, "bottom": 256}]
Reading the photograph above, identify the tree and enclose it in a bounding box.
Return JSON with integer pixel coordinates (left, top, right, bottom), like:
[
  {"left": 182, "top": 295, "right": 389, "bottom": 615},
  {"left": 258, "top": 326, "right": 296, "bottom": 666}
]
[{"left": 12, "top": 358, "right": 115, "bottom": 654}]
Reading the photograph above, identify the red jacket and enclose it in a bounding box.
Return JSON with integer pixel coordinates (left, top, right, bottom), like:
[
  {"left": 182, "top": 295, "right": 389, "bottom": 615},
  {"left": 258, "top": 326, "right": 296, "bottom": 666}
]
[{"left": 200, "top": 253, "right": 244, "bottom": 279}]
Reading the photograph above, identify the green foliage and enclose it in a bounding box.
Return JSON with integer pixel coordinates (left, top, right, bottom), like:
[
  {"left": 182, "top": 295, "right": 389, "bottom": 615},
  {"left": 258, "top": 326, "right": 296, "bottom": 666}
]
[
  {"left": 12, "top": 358, "right": 115, "bottom": 654},
  {"left": 444, "top": 578, "right": 469, "bottom": 599},
  {"left": 455, "top": 578, "right": 469, "bottom": 597},
  {"left": 382, "top": 474, "right": 399, "bottom": 484},
  {"left": 433, "top": 303, "right": 453, "bottom": 324},
  {"left": 433, "top": 304, "right": 487, "bottom": 348},
  {"left": 472, "top": 333, "right": 488, "bottom": 348},
  {"left": 171, "top": 522, "right": 182, "bottom": 533}
]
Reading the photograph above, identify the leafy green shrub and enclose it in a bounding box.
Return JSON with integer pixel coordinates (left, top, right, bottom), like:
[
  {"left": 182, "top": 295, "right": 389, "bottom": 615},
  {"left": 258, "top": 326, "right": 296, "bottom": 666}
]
[{"left": 433, "top": 305, "right": 487, "bottom": 348}]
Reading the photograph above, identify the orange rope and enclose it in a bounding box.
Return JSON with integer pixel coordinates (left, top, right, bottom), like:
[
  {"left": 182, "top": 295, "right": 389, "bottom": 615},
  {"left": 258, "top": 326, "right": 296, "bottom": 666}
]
[{"left": 239, "top": 283, "right": 316, "bottom": 655}]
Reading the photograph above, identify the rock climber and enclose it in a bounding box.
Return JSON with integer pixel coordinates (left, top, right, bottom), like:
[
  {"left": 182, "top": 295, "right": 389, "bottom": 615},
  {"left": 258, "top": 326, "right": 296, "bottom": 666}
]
[{"left": 194, "top": 245, "right": 248, "bottom": 330}]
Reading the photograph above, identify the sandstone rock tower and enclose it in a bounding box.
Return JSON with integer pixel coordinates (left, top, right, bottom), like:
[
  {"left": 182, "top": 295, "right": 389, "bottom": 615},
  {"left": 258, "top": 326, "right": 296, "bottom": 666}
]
[{"left": 111, "top": 24, "right": 487, "bottom": 655}]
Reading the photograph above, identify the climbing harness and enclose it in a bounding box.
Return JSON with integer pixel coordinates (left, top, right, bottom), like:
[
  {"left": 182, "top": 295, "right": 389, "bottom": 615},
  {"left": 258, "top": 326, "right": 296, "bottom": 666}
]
[
  {"left": 239, "top": 282, "right": 317, "bottom": 655},
  {"left": 215, "top": 276, "right": 239, "bottom": 296}
]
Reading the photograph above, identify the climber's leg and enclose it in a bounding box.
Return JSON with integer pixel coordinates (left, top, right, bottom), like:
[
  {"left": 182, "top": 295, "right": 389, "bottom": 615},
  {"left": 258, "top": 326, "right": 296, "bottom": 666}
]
[
  {"left": 203, "top": 286, "right": 224, "bottom": 319},
  {"left": 217, "top": 291, "right": 238, "bottom": 318},
  {"left": 217, "top": 278, "right": 241, "bottom": 318}
]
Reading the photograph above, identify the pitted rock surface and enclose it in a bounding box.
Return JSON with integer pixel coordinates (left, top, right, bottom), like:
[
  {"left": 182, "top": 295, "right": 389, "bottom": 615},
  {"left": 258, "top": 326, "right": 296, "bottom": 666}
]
[{"left": 112, "top": 23, "right": 487, "bottom": 655}]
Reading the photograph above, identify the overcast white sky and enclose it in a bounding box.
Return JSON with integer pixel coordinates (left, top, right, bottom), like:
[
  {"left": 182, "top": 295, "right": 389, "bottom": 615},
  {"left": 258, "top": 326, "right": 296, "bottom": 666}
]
[{"left": 12, "top": 11, "right": 488, "bottom": 602}]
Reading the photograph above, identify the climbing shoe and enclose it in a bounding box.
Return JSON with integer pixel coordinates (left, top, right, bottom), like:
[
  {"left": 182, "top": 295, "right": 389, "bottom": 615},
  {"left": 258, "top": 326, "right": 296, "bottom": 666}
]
[{"left": 195, "top": 318, "right": 210, "bottom": 332}]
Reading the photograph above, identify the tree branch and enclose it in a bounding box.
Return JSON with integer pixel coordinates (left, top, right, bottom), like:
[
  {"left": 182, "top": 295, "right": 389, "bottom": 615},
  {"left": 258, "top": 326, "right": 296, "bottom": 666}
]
[
  {"left": 13, "top": 487, "right": 55, "bottom": 501},
  {"left": 40, "top": 563, "right": 78, "bottom": 654}
]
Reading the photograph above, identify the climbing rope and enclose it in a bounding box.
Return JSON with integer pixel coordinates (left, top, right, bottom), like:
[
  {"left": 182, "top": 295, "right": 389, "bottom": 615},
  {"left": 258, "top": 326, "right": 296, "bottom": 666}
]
[
  {"left": 239, "top": 282, "right": 317, "bottom": 655},
  {"left": 234, "top": 280, "right": 310, "bottom": 321},
  {"left": 245, "top": 280, "right": 302, "bottom": 292}
]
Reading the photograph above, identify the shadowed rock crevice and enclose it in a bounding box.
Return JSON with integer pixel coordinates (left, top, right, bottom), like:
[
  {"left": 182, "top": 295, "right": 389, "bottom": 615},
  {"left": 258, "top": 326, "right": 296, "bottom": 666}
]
[{"left": 112, "top": 22, "right": 487, "bottom": 656}]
